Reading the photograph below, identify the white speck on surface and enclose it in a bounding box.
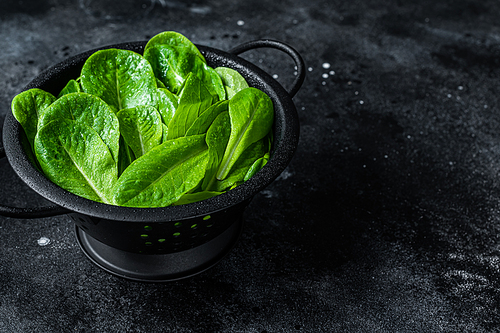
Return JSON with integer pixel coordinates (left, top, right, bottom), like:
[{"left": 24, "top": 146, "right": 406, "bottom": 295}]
[
  {"left": 272, "top": 74, "right": 278, "bottom": 79},
  {"left": 261, "top": 190, "right": 275, "bottom": 198},
  {"left": 37, "top": 237, "right": 51, "bottom": 246},
  {"left": 237, "top": 20, "right": 245, "bottom": 26},
  {"left": 322, "top": 62, "right": 331, "bottom": 69},
  {"left": 277, "top": 169, "right": 293, "bottom": 180},
  {"left": 322, "top": 73, "right": 329, "bottom": 79},
  {"left": 447, "top": 94, "right": 452, "bottom": 98},
  {"left": 329, "top": 70, "right": 335, "bottom": 75},
  {"left": 190, "top": 6, "right": 211, "bottom": 14},
  {"left": 308, "top": 67, "right": 313, "bottom": 72},
  {"left": 458, "top": 85, "right": 464, "bottom": 90},
  {"left": 322, "top": 81, "right": 326, "bottom": 85},
  {"left": 359, "top": 100, "right": 364, "bottom": 104}
]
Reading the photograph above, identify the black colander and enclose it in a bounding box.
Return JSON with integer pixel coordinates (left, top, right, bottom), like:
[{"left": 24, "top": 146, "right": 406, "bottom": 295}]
[{"left": 0, "top": 39, "right": 305, "bottom": 282}]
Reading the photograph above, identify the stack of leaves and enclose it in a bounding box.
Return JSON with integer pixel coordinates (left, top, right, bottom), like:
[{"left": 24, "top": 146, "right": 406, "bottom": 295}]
[{"left": 11, "top": 31, "right": 274, "bottom": 208}]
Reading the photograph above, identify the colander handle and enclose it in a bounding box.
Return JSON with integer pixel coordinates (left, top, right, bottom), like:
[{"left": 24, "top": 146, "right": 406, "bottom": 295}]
[
  {"left": 228, "top": 39, "right": 306, "bottom": 98},
  {"left": 0, "top": 147, "right": 69, "bottom": 218}
]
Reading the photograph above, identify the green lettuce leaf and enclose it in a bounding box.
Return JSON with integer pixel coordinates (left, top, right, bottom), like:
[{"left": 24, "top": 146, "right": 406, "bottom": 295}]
[
  {"left": 215, "top": 67, "right": 249, "bottom": 99},
  {"left": 34, "top": 119, "right": 117, "bottom": 204},
  {"left": 117, "top": 136, "right": 135, "bottom": 176},
  {"left": 57, "top": 79, "right": 81, "bottom": 98},
  {"left": 80, "top": 48, "right": 158, "bottom": 112},
  {"left": 156, "top": 87, "right": 178, "bottom": 126},
  {"left": 11, "top": 88, "right": 56, "bottom": 152},
  {"left": 202, "top": 111, "right": 231, "bottom": 191},
  {"left": 216, "top": 87, "right": 274, "bottom": 180},
  {"left": 210, "top": 135, "right": 270, "bottom": 192},
  {"left": 166, "top": 74, "right": 214, "bottom": 140},
  {"left": 144, "top": 44, "right": 225, "bottom": 100},
  {"left": 113, "top": 134, "right": 209, "bottom": 207},
  {"left": 145, "top": 31, "right": 206, "bottom": 64},
  {"left": 185, "top": 100, "right": 229, "bottom": 137},
  {"left": 38, "top": 92, "right": 120, "bottom": 162},
  {"left": 116, "top": 105, "right": 163, "bottom": 158}
]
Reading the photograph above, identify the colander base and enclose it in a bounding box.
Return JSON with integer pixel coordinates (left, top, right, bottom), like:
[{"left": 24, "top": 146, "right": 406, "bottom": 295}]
[{"left": 75, "top": 219, "right": 243, "bottom": 282}]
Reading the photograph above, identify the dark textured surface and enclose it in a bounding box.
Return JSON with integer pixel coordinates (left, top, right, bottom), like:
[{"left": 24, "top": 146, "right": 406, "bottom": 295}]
[{"left": 2, "top": 0, "right": 500, "bottom": 332}]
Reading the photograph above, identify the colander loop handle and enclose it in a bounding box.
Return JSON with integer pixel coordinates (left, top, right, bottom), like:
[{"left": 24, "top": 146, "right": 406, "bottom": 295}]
[
  {"left": 0, "top": 147, "right": 69, "bottom": 219},
  {"left": 228, "top": 39, "right": 305, "bottom": 98}
]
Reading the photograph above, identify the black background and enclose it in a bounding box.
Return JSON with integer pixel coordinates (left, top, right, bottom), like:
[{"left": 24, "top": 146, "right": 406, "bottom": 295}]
[{"left": 1, "top": 0, "right": 500, "bottom": 331}]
